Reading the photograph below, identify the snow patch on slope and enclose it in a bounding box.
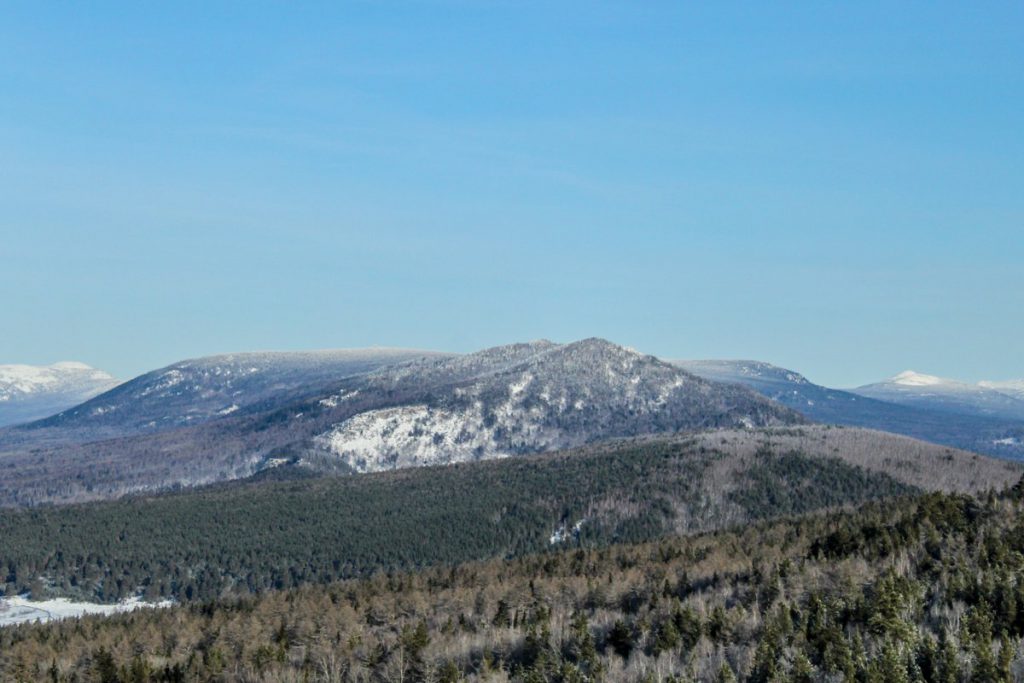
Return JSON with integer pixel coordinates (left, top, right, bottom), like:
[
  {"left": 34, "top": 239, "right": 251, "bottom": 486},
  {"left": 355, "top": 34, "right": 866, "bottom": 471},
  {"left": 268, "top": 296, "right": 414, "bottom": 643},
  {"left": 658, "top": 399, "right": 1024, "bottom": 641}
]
[
  {"left": 315, "top": 404, "right": 512, "bottom": 471},
  {"left": 550, "top": 519, "right": 586, "bottom": 545},
  {"left": 0, "top": 595, "right": 172, "bottom": 627}
]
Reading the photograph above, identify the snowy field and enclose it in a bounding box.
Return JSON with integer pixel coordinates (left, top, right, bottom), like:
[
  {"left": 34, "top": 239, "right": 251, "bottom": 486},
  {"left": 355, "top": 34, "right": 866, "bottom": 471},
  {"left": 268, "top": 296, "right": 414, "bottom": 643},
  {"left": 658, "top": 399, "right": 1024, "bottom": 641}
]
[{"left": 0, "top": 595, "right": 173, "bottom": 627}]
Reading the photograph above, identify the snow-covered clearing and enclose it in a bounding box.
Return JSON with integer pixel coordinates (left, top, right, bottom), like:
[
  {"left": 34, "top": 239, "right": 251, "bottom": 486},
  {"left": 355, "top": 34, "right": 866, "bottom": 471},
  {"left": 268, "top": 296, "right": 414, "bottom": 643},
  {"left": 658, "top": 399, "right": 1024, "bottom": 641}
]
[{"left": 0, "top": 595, "right": 173, "bottom": 627}]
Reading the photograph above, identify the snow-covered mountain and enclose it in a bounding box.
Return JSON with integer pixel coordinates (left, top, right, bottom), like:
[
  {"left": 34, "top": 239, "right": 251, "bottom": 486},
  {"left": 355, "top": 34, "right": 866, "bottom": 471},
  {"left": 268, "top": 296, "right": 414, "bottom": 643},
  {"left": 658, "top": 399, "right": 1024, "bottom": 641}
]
[
  {"left": 310, "top": 339, "right": 799, "bottom": 472},
  {"left": 674, "top": 359, "right": 1024, "bottom": 459},
  {"left": 0, "top": 362, "right": 119, "bottom": 427},
  {"left": 979, "top": 379, "right": 1024, "bottom": 402},
  {"left": 0, "top": 339, "right": 802, "bottom": 506},
  {"left": 22, "top": 348, "right": 443, "bottom": 441},
  {"left": 853, "top": 371, "right": 1024, "bottom": 421},
  {"left": 672, "top": 360, "right": 813, "bottom": 392},
  {"left": 672, "top": 359, "right": 866, "bottom": 418}
]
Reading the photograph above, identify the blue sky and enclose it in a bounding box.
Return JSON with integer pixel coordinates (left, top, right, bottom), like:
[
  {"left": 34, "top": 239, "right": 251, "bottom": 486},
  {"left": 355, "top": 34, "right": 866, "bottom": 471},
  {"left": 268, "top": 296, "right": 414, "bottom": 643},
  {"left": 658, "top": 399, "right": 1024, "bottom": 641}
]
[{"left": 1, "top": 2, "right": 1021, "bottom": 387}]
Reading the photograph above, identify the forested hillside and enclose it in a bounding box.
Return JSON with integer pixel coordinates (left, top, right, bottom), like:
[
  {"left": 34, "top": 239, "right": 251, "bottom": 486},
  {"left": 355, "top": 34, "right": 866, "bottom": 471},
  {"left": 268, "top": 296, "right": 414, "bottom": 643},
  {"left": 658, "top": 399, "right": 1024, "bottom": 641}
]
[
  {"left": 4, "top": 479, "right": 1024, "bottom": 681},
  {"left": 0, "top": 427, "right": 1015, "bottom": 605}
]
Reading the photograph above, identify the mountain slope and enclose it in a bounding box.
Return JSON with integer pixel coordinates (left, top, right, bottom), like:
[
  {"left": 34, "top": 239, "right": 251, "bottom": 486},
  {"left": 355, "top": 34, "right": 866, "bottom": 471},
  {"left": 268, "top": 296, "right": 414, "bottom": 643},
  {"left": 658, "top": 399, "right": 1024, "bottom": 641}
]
[
  {"left": 8, "top": 477, "right": 1024, "bottom": 683},
  {"left": 674, "top": 359, "right": 1024, "bottom": 459},
  {"left": 854, "top": 370, "right": 1024, "bottom": 421},
  {"left": 0, "top": 339, "right": 802, "bottom": 506},
  {"left": 0, "top": 362, "right": 119, "bottom": 427},
  {"left": 980, "top": 379, "right": 1024, "bottom": 401},
  {"left": 309, "top": 338, "right": 799, "bottom": 472},
  {"left": 15, "top": 348, "right": 442, "bottom": 442},
  {"left": 0, "top": 425, "right": 1013, "bottom": 603}
]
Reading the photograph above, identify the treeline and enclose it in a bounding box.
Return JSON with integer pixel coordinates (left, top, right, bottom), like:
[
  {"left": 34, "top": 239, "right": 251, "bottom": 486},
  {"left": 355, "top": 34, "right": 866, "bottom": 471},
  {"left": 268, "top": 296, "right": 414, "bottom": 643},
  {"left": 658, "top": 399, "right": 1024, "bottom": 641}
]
[
  {"left": 3, "top": 481, "right": 1024, "bottom": 681},
  {"left": 0, "top": 436, "right": 915, "bottom": 603}
]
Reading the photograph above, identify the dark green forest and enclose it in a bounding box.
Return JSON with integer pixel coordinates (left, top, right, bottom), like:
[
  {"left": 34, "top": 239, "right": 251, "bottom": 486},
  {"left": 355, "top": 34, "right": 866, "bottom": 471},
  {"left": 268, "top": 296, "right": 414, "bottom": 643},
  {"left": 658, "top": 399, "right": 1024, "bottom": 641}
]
[
  {"left": 4, "top": 480, "right": 1024, "bottom": 681},
  {"left": 1, "top": 436, "right": 914, "bottom": 603}
]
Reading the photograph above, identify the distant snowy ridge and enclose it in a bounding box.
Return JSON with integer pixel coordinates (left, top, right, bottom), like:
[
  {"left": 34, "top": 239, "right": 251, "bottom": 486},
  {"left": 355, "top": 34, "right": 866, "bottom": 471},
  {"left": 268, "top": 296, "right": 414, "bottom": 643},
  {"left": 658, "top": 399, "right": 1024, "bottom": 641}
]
[
  {"left": 23, "top": 347, "right": 444, "bottom": 438},
  {"left": 980, "top": 380, "right": 1024, "bottom": 402},
  {"left": 888, "top": 370, "right": 948, "bottom": 387},
  {"left": 0, "top": 362, "right": 115, "bottom": 398},
  {"left": 0, "top": 362, "right": 119, "bottom": 427},
  {"left": 854, "top": 370, "right": 1024, "bottom": 421},
  {"left": 673, "top": 359, "right": 812, "bottom": 386},
  {"left": 673, "top": 359, "right": 1024, "bottom": 460},
  {"left": 869, "top": 369, "right": 1024, "bottom": 396}
]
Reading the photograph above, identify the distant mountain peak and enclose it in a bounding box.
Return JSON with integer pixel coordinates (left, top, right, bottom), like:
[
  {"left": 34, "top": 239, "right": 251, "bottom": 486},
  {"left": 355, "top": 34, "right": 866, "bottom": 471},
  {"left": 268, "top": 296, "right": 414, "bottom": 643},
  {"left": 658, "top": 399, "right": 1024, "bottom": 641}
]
[
  {"left": 49, "top": 361, "right": 97, "bottom": 371},
  {"left": 673, "top": 359, "right": 811, "bottom": 386},
  {"left": 0, "top": 362, "right": 120, "bottom": 427},
  {"left": 889, "top": 370, "right": 949, "bottom": 387},
  {"left": 980, "top": 379, "right": 1024, "bottom": 392},
  {"left": 854, "top": 369, "right": 1024, "bottom": 423},
  {"left": 0, "top": 362, "right": 116, "bottom": 393},
  {"left": 25, "top": 348, "right": 445, "bottom": 437},
  {"left": 309, "top": 338, "right": 800, "bottom": 474}
]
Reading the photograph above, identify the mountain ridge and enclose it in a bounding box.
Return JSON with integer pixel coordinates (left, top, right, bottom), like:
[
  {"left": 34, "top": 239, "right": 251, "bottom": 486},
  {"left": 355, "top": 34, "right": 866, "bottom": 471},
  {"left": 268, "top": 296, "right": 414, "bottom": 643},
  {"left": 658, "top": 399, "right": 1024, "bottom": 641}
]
[
  {"left": 0, "top": 338, "right": 801, "bottom": 507},
  {"left": 854, "top": 369, "right": 1024, "bottom": 421},
  {"left": 674, "top": 358, "right": 1024, "bottom": 459},
  {"left": 0, "top": 362, "right": 119, "bottom": 427}
]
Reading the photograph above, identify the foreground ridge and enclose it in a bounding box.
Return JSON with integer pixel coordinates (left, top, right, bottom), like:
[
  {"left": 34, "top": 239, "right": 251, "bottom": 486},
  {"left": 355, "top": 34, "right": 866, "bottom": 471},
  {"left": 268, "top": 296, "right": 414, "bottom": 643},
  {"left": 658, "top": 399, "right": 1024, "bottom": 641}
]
[{"left": 3, "top": 475, "right": 1023, "bottom": 681}]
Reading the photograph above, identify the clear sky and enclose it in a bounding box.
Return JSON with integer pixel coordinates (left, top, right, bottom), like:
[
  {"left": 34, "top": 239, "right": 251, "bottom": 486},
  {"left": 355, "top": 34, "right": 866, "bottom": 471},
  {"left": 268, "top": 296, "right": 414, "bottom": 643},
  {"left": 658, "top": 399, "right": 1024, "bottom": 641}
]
[{"left": 1, "top": 2, "right": 1021, "bottom": 388}]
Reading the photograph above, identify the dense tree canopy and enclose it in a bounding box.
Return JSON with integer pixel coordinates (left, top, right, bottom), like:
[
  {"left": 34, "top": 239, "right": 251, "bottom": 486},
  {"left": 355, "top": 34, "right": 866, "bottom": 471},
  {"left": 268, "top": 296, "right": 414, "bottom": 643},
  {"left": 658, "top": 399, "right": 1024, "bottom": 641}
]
[
  {"left": 3, "top": 482, "right": 1024, "bottom": 681},
  {"left": 1, "top": 436, "right": 914, "bottom": 602}
]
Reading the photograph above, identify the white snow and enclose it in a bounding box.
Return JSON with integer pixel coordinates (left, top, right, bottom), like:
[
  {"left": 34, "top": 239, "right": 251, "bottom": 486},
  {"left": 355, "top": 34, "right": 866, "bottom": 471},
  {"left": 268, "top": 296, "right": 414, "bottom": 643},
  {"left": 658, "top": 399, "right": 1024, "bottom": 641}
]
[
  {"left": 50, "top": 361, "right": 93, "bottom": 371},
  {"left": 0, "top": 362, "right": 116, "bottom": 397},
  {"left": 854, "top": 371, "right": 1024, "bottom": 421},
  {"left": 312, "top": 341, "right": 768, "bottom": 473},
  {"left": 890, "top": 370, "right": 948, "bottom": 387},
  {"left": 550, "top": 519, "right": 586, "bottom": 545},
  {"left": 886, "top": 371, "right": 1024, "bottom": 398},
  {"left": 508, "top": 374, "right": 533, "bottom": 397},
  {"left": 980, "top": 380, "right": 1024, "bottom": 390},
  {"left": 138, "top": 369, "right": 185, "bottom": 397},
  {"left": 0, "top": 595, "right": 173, "bottom": 627},
  {"left": 314, "top": 404, "right": 519, "bottom": 471},
  {"left": 319, "top": 390, "right": 360, "bottom": 408}
]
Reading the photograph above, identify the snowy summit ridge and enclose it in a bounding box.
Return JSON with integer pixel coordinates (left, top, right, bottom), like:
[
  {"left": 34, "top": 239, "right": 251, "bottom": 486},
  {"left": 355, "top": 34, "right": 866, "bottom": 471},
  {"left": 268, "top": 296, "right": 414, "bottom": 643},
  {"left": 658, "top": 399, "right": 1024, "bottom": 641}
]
[
  {"left": 889, "top": 370, "right": 949, "bottom": 387},
  {"left": 311, "top": 338, "right": 801, "bottom": 473},
  {"left": 854, "top": 369, "right": 1024, "bottom": 422},
  {"left": 0, "top": 362, "right": 119, "bottom": 427}
]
